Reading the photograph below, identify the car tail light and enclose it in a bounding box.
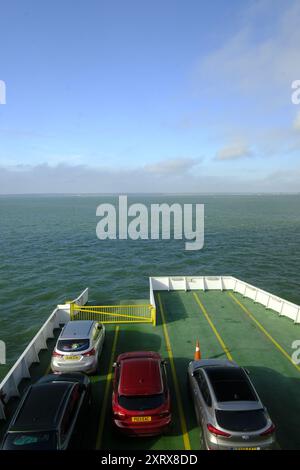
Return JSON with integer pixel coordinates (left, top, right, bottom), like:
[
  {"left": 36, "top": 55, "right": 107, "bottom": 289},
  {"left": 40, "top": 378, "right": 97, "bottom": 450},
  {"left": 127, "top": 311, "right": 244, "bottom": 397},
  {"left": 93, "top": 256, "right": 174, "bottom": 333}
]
[
  {"left": 52, "top": 351, "right": 63, "bottom": 357},
  {"left": 114, "top": 411, "right": 126, "bottom": 420},
  {"left": 207, "top": 423, "right": 231, "bottom": 438},
  {"left": 82, "top": 348, "right": 96, "bottom": 357},
  {"left": 260, "top": 423, "right": 275, "bottom": 436}
]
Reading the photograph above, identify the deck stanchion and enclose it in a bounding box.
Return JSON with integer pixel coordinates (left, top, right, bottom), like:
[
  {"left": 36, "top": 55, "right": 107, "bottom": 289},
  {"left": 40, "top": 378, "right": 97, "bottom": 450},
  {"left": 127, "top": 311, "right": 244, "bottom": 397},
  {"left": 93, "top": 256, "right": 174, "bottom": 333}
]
[
  {"left": 151, "top": 306, "right": 156, "bottom": 326},
  {"left": 70, "top": 302, "right": 74, "bottom": 321}
]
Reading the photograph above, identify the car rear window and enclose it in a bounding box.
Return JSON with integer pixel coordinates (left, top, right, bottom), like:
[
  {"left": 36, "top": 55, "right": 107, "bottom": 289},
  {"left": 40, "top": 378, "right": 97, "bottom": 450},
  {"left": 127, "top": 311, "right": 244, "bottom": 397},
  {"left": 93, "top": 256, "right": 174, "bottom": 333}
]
[
  {"left": 2, "top": 432, "right": 57, "bottom": 450},
  {"left": 118, "top": 393, "right": 164, "bottom": 411},
  {"left": 57, "top": 339, "right": 89, "bottom": 352},
  {"left": 216, "top": 409, "right": 267, "bottom": 432}
]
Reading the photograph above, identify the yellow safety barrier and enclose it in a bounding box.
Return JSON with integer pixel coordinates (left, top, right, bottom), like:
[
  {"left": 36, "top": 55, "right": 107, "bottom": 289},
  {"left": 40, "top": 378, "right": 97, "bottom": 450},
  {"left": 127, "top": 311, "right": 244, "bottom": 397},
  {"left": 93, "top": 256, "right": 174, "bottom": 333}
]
[{"left": 70, "top": 302, "right": 156, "bottom": 326}]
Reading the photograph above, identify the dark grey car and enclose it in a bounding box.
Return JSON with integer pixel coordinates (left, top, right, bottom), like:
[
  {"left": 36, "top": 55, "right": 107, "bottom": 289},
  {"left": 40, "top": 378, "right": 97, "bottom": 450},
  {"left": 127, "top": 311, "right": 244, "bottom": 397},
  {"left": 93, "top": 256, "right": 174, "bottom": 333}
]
[
  {"left": 188, "top": 359, "right": 276, "bottom": 450},
  {"left": 1, "top": 373, "right": 91, "bottom": 450}
]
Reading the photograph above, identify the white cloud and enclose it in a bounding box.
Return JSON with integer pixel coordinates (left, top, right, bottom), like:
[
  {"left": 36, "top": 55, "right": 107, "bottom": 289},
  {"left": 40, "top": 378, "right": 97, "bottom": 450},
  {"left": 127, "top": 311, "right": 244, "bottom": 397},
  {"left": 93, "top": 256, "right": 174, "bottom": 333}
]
[
  {"left": 144, "top": 157, "right": 201, "bottom": 176},
  {"left": 197, "top": 1, "right": 300, "bottom": 100},
  {"left": 215, "top": 143, "right": 252, "bottom": 161},
  {"left": 190, "top": 0, "right": 300, "bottom": 161}
]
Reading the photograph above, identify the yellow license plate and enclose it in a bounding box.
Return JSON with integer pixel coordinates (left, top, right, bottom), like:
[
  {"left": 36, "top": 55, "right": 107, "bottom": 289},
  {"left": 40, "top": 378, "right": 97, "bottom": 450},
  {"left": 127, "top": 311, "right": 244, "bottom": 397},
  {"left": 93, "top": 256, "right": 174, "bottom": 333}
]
[
  {"left": 235, "top": 448, "right": 259, "bottom": 451},
  {"left": 131, "top": 416, "right": 152, "bottom": 422},
  {"left": 64, "top": 356, "right": 80, "bottom": 360}
]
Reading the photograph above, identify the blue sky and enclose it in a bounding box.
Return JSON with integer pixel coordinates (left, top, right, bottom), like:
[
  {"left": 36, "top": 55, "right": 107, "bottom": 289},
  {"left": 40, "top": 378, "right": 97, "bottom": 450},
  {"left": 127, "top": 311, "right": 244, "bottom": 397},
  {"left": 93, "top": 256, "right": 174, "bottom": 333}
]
[{"left": 0, "top": 0, "right": 300, "bottom": 193}]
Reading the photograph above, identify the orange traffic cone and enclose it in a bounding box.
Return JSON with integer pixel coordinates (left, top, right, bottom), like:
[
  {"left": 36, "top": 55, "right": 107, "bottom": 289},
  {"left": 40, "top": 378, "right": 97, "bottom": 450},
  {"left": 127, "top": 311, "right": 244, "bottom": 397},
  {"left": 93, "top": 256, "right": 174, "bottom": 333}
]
[{"left": 194, "top": 339, "right": 201, "bottom": 360}]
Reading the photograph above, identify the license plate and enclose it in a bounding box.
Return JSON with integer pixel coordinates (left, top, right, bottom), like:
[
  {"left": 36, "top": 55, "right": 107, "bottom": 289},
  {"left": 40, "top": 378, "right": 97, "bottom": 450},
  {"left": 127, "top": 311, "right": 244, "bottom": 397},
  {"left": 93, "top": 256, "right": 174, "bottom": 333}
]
[
  {"left": 234, "top": 447, "right": 260, "bottom": 451},
  {"left": 64, "top": 355, "right": 80, "bottom": 360},
  {"left": 131, "top": 416, "right": 152, "bottom": 422}
]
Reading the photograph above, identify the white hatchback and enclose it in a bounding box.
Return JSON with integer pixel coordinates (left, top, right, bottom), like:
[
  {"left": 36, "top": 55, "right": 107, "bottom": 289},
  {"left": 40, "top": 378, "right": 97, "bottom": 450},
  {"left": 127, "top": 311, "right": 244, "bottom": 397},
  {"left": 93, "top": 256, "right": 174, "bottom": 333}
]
[{"left": 51, "top": 320, "right": 105, "bottom": 374}]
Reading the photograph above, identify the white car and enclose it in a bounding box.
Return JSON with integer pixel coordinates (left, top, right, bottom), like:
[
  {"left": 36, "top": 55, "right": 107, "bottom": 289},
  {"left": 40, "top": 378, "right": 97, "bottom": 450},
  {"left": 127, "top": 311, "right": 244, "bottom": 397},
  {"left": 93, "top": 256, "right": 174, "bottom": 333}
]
[{"left": 51, "top": 320, "right": 105, "bottom": 374}]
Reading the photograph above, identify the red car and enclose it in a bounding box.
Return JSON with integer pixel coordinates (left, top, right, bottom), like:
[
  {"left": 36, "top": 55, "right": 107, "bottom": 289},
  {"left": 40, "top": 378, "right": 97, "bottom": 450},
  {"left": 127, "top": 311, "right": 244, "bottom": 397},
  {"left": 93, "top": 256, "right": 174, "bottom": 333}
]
[{"left": 112, "top": 351, "right": 171, "bottom": 436}]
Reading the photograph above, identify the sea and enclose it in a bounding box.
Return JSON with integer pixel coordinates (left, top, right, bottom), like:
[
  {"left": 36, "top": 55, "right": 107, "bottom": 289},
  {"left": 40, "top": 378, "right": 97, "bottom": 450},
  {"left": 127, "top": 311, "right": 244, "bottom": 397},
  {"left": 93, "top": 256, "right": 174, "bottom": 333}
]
[{"left": 0, "top": 194, "right": 299, "bottom": 378}]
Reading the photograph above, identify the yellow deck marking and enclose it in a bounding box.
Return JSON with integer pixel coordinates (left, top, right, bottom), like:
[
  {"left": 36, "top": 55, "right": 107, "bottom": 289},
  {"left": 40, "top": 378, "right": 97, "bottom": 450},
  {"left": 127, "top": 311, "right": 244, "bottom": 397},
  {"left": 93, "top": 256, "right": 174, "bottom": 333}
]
[
  {"left": 193, "top": 292, "right": 233, "bottom": 361},
  {"left": 157, "top": 294, "right": 191, "bottom": 451},
  {"left": 96, "top": 325, "right": 120, "bottom": 449},
  {"left": 228, "top": 292, "right": 300, "bottom": 373}
]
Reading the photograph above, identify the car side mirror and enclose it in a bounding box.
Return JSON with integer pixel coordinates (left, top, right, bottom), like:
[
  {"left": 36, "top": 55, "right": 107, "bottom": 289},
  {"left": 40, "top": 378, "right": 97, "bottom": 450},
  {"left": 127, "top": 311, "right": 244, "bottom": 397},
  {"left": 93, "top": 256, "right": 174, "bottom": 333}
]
[
  {"left": 113, "top": 362, "right": 119, "bottom": 368},
  {"left": 161, "top": 360, "right": 167, "bottom": 366},
  {"left": 97, "top": 324, "right": 102, "bottom": 329}
]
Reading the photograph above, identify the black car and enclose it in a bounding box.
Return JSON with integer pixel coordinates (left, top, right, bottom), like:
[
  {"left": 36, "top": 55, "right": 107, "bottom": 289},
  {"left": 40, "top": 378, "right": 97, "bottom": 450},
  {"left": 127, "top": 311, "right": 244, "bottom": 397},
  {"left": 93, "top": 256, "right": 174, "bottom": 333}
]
[{"left": 1, "top": 372, "right": 91, "bottom": 450}]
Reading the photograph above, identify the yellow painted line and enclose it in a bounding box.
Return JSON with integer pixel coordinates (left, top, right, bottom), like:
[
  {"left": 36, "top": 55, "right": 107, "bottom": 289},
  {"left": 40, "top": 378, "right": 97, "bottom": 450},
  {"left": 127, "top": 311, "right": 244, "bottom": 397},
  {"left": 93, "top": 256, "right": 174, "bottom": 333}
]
[
  {"left": 157, "top": 293, "right": 191, "bottom": 451},
  {"left": 193, "top": 292, "right": 233, "bottom": 361},
  {"left": 228, "top": 291, "right": 300, "bottom": 373},
  {"left": 96, "top": 325, "right": 120, "bottom": 449}
]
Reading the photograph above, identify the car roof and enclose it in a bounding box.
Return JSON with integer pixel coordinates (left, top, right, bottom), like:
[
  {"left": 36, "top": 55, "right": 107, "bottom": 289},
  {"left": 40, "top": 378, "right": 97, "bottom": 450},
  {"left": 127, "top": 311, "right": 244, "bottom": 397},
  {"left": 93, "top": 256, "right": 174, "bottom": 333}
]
[
  {"left": 60, "top": 320, "right": 95, "bottom": 339},
  {"left": 190, "top": 359, "right": 239, "bottom": 372},
  {"left": 203, "top": 366, "right": 257, "bottom": 403},
  {"left": 11, "top": 382, "right": 73, "bottom": 431},
  {"left": 117, "top": 351, "right": 162, "bottom": 362},
  {"left": 118, "top": 352, "right": 163, "bottom": 396}
]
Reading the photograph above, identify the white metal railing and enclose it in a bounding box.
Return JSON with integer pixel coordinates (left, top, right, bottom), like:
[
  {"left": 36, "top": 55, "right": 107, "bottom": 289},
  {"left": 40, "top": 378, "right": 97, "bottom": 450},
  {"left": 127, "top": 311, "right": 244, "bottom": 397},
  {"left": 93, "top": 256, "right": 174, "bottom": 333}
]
[
  {"left": 149, "top": 277, "right": 157, "bottom": 321},
  {"left": 149, "top": 276, "right": 300, "bottom": 324},
  {"left": 0, "top": 288, "right": 89, "bottom": 420}
]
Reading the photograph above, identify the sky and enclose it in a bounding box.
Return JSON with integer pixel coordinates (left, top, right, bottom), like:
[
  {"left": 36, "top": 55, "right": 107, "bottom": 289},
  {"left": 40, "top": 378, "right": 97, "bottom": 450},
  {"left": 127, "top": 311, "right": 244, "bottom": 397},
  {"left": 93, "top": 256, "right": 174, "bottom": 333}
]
[{"left": 0, "top": 0, "right": 300, "bottom": 193}]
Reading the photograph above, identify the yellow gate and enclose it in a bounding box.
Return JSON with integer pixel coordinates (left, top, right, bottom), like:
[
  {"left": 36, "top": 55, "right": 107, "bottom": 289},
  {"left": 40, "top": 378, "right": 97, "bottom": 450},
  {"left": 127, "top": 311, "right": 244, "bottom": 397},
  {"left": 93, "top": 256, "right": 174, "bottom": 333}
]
[{"left": 70, "top": 303, "right": 156, "bottom": 326}]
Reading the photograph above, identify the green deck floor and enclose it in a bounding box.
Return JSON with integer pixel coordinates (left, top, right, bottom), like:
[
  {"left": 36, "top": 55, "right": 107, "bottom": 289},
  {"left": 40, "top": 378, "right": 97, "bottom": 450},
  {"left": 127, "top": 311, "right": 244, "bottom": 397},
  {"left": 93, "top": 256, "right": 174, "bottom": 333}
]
[{"left": 1, "top": 290, "right": 300, "bottom": 450}]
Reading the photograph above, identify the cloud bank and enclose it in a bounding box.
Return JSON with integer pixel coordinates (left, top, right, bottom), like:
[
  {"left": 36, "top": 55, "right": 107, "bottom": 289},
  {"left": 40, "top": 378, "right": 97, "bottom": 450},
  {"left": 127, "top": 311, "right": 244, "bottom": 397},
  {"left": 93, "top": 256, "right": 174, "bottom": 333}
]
[{"left": 0, "top": 161, "right": 299, "bottom": 194}]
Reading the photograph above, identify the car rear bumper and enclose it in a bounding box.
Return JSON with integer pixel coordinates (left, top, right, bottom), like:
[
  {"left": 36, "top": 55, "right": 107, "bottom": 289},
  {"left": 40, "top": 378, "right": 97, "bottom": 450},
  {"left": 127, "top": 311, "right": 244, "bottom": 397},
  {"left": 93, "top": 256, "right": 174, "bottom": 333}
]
[
  {"left": 51, "top": 358, "right": 97, "bottom": 374},
  {"left": 205, "top": 433, "right": 276, "bottom": 450}
]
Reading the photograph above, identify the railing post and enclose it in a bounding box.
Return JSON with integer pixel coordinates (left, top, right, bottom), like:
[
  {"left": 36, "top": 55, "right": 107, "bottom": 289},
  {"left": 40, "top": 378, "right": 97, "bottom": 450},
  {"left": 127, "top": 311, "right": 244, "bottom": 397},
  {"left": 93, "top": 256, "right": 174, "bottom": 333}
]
[
  {"left": 70, "top": 302, "right": 74, "bottom": 321},
  {"left": 151, "top": 306, "right": 156, "bottom": 326}
]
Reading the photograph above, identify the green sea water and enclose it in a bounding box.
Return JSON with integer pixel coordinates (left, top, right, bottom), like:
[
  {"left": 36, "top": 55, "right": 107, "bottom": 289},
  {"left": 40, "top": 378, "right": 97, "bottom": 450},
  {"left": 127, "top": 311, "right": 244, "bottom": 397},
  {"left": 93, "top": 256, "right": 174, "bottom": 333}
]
[{"left": 0, "top": 194, "right": 300, "bottom": 379}]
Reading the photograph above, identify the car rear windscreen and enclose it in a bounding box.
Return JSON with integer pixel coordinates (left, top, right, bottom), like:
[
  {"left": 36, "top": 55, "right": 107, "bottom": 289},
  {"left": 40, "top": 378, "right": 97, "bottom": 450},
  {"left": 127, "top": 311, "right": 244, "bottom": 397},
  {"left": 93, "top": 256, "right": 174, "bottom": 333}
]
[
  {"left": 216, "top": 409, "right": 267, "bottom": 432},
  {"left": 118, "top": 393, "right": 164, "bottom": 411},
  {"left": 57, "top": 339, "right": 89, "bottom": 352},
  {"left": 3, "top": 432, "right": 57, "bottom": 450}
]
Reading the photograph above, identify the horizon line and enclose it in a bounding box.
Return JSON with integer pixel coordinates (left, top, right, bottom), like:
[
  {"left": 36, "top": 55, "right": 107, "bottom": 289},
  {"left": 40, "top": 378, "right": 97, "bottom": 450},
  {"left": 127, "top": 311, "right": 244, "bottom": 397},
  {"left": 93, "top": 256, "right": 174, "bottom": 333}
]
[{"left": 0, "top": 192, "right": 299, "bottom": 197}]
